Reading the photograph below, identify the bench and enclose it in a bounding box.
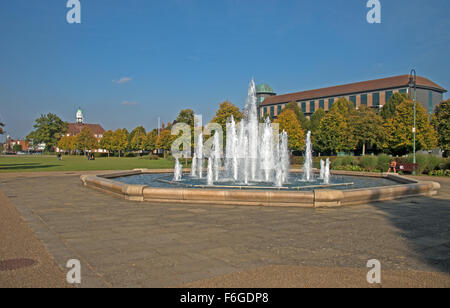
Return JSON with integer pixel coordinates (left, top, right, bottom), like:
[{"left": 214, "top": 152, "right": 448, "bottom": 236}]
[{"left": 397, "top": 162, "right": 419, "bottom": 174}]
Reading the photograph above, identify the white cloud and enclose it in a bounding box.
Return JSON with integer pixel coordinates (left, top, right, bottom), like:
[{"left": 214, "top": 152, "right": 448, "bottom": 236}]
[{"left": 113, "top": 77, "right": 132, "bottom": 84}]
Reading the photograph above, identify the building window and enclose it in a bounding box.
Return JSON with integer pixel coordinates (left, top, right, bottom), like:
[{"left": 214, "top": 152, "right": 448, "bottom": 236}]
[
  {"left": 270, "top": 106, "right": 274, "bottom": 117},
  {"left": 399, "top": 88, "right": 407, "bottom": 94},
  {"left": 301, "top": 102, "right": 307, "bottom": 113},
  {"left": 310, "top": 101, "right": 315, "bottom": 113},
  {"left": 361, "top": 94, "right": 367, "bottom": 106},
  {"left": 328, "top": 98, "right": 334, "bottom": 109},
  {"left": 350, "top": 96, "right": 356, "bottom": 107},
  {"left": 277, "top": 105, "right": 282, "bottom": 115},
  {"left": 385, "top": 90, "right": 393, "bottom": 103},
  {"left": 319, "top": 100, "right": 325, "bottom": 110},
  {"left": 373, "top": 92, "right": 380, "bottom": 106}
]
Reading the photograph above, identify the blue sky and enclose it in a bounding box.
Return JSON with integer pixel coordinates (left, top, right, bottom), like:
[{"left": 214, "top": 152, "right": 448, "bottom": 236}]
[{"left": 1, "top": 0, "right": 449, "bottom": 141}]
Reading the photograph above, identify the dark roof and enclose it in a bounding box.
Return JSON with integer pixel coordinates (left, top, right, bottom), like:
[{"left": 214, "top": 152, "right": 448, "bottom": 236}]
[
  {"left": 67, "top": 123, "right": 105, "bottom": 136},
  {"left": 262, "top": 75, "right": 447, "bottom": 106}
]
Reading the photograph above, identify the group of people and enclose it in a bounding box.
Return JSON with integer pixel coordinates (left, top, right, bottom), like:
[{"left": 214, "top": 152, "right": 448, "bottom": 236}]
[{"left": 87, "top": 153, "right": 95, "bottom": 160}]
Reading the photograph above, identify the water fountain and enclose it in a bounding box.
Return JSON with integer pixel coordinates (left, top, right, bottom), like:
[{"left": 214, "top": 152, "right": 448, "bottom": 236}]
[
  {"left": 85, "top": 78, "right": 441, "bottom": 207},
  {"left": 302, "top": 131, "right": 314, "bottom": 182},
  {"left": 173, "top": 157, "right": 183, "bottom": 181},
  {"left": 324, "top": 158, "right": 331, "bottom": 185}
]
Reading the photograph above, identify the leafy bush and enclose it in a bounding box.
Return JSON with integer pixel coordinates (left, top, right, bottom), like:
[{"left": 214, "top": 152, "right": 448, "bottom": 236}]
[
  {"left": 426, "top": 155, "right": 441, "bottom": 173},
  {"left": 360, "top": 156, "right": 378, "bottom": 171},
  {"left": 141, "top": 154, "right": 160, "bottom": 160},
  {"left": 407, "top": 154, "right": 442, "bottom": 174},
  {"left": 333, "top": 157, "right": 344, "bottom": 167},
  {"left": 428, "top": 169, "right": 450, "bottom": 177},
  {"left": 342, "top": 156, "right": 358, "bottom": 166},
  {"left": 376, "top": 154, "right": 391, "bottom": 172}
]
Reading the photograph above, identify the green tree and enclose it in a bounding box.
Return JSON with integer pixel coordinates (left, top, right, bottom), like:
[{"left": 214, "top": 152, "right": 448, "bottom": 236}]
[
  {"left": 129, "top": 126, "right": 147, "bottom": 152},
  {"left": 316, "top": 98, "right": 357, "bottom": 154},
  {"left": 380, "top": 92, "right": 409, "bottom": 120},
  {"left": 27, "top": 113, "right": 68, "bottom": 152},
  {"left": 284, "top": 102, "right": 310, "bottom": 131},
  {"left": 76, "top": 127, "right": 98, "bottom": 155},
  {"left": 432, "top": 100, "right": 450, "bottom": 153},
  {"left": 112, "top": 128, "right": 129, "bottom": 157},
  {"left": 310, "top": 108, "right": 326, "bottom": 138},
  {"left": 274, "top": 109, "right": 305, "bottom": 151},
  {"left": 354, "top": 106, "right": 387, "bottom": 155},
  {"left": 13, "top": 144, "right": 22, "bottom": 152},
  {"left": 99, "top": 130, "right": 114, "bottom": 157},
  {"left": 385, "top": 100, "right": 438, "bottom": 155},
  {"left": 0, "top": 122, "right": 4, "bottom": 135}
]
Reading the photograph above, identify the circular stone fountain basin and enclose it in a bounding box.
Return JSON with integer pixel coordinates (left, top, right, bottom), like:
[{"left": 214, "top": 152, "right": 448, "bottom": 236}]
[
  {"left": 80, "top": 169, "right": 441, "bottom": 208},
  {"left": 113, "top": 173, "right": 398, "bottom": 191}
]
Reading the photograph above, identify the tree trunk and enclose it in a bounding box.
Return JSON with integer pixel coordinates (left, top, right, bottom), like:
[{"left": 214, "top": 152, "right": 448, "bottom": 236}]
[{"left": 362, "top": 143, "right": 366, "bottom": 156}]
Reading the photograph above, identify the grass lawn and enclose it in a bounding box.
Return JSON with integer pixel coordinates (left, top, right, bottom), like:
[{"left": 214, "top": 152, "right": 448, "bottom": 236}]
[{"left": 0, "top": 155, "right": 177, "bottom": 173}]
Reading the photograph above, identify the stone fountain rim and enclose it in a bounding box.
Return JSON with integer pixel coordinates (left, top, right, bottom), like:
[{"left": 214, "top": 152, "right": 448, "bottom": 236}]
[{"left": 80, "top": 169, "right": 440, "bottom": 208}]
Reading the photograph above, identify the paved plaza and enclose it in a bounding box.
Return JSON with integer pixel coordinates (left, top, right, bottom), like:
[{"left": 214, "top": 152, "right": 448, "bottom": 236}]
[{"left": 0, "top": 172, "right": 449, "bottom": 288}]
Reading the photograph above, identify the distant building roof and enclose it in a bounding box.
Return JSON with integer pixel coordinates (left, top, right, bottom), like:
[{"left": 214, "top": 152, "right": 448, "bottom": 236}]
[
  {"left": 67, "top": 123, "right": 105, "bottom": 136},
  {"left": 256, "top": 83, "right": 275, "bottom": 94},
  {"left": 261, "top": 75, "right": 447, "bottom": 106}
]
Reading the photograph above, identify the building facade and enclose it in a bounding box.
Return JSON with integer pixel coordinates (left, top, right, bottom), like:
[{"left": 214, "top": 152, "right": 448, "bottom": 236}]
[
  {"left": 258, "top": 75, "right": 447, "bottom": 119},
  {"left": 57, "top": 108, "right": 107, "bottom": 153}
]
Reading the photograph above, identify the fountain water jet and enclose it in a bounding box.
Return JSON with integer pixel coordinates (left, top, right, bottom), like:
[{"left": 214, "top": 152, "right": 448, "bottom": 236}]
[
  {"left": 174, "top": 157, "right": 183, "bottom": 181},
  {"left": 302, "top": 131, "right": 314, "bottom": 182}
]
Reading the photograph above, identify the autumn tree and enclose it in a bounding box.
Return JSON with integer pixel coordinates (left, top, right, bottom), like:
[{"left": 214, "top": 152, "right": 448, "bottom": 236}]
[
  {"left": 354, "top": 106, "right": 387, "bottom": 155},
  {"left": 432, "top": 100, "right": 450, "bottom": 154},
  {"left": 274, "top": 109, "right": 305, "bottom": 151},
  {"left": 112, "top": 128, "right": 129, "bottom": 157},
  {"left": 27, "top": 113, "right": 68, "bottom": 152},
  {"left": 284, "top": 102, "right": 310, "bottom": 131},
  {"left": 156, "top": 129, "right": 173, "bottom": 156},
  {"left": 145, "top": 129, "right": 158, "bottom": 153},
  {"left": 99, "top": 130, "right": 114, "bottom": 157},
  {"left": 129, "top": 126, "right": 147, "bottom": 152},
  {"left": 380, "top": 92, "right": 409, "bottom": 120},
  {"left": 76, "top": 127, "right": 98, "bottom": 155},
  {"left": 57, "top": 135, "right": 76, "bottom": 154},
  {"left": 212, "top": 101, "right": 243, "bottom": 133},
  {"left": 385, "top": 100, "right": 437, "bottom": 155}
]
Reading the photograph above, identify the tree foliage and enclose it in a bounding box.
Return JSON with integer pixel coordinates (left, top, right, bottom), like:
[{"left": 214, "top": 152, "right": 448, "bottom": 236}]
[
  {"left": 380, "top": 92, "right": 409, "bottom": 120},
  {"left": 76, "top": 127, "right": 98, "bottom": 154},
  {"left": 354, "top": 106, "right": 387, "bottom": 155},
  {"left": 315, "top": 98, "right": 357, "bottom": 154},
  {"left": 385, "top": 100, "right": 437, "bottom": 155},
  {"left": 310, "top": 108, "right": 326, "bottom": 140},
  {"left": 58, "top": 136, "right": 76, "bottom": 154},
  {"left": 0, "top": 122, "right": 4, "bottom": 135},
  {"left": 432, "top": 100, "right": 450, "bottom": 152},
  {"left": 99, "top": 130, "right": 114, "bottom": 156},
  {"left": 27, "top": 113, "right": 67, "bottom": 151},
  {"left": 112, "top": 128, "right": 129, "bottom": 157},
  {"left": 284, "top": 102, "right": 310, "bottom": 131},
  {"left": 129, "top": 126, "right": 147, "bottom": 151},
  {"left": 145, "top": 130, "right": 158, "bottom": 152},
  {"left": 274, "top": 109, "right": 305, "bottom": 151},
  {"left": 212, "top": 101, "right": 243, "bottom": 132}
]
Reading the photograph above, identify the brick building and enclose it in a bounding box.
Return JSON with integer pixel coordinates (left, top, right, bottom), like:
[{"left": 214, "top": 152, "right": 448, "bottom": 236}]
[{"left": 258, "top": 75, "right": 447, "bottom": 119}]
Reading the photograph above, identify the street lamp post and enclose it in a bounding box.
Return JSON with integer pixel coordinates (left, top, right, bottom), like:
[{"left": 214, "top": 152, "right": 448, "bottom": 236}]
[{"left": 409, "top": 69, "right": 417, "bottom": 175}]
